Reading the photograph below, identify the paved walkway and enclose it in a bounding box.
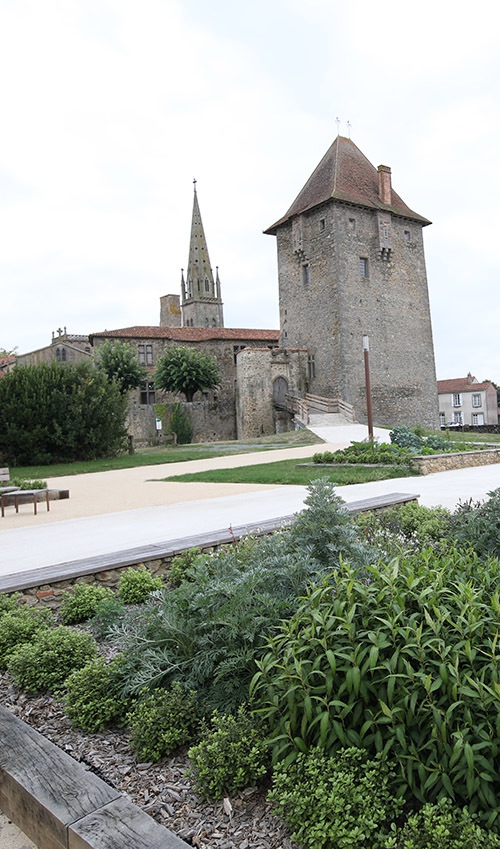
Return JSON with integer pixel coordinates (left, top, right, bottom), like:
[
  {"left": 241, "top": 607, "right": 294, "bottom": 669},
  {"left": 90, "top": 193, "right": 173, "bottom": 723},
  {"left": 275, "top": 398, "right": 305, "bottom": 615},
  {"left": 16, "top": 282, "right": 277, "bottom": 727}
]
[{"left": 1, "top": 424, "right": 500, "bottom": 582}]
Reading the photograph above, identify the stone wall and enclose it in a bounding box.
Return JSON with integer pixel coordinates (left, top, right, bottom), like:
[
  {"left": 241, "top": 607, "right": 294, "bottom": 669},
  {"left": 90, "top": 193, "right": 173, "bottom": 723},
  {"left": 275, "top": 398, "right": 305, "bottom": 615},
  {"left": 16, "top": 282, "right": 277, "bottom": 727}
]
[
  {"left": 236, "top": 347, "right": 308, "bottom": 439},
  {"left": 411, "top": 448, "right": 500, "bottom": 475}
]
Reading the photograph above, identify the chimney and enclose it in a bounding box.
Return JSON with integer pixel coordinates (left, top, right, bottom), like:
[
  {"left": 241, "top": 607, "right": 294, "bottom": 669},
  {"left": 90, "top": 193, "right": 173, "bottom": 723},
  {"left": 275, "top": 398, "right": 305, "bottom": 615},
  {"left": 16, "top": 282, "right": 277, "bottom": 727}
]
[{"left": 378, "top": 165, "right": 392, "bottom": 205}]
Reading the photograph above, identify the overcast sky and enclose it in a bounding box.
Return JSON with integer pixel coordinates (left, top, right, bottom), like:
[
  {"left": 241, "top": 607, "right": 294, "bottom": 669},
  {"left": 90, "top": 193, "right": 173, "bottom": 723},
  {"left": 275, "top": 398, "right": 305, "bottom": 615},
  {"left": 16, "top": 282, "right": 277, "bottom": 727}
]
[{"left": 1, "top": 0, "right": 499, "bottom": 382}]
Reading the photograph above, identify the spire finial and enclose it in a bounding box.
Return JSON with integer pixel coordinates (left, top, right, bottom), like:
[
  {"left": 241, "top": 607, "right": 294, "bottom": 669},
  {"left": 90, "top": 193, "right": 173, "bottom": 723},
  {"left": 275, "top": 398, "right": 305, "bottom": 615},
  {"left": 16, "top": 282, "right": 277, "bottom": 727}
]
[
  {"left": 335, "top": 116, "right": 340, "bottom": 136},
  {"left": 193, "top": 177, "right": 197, "bottom": 193},
  {"left": 347, "top": 120, "right": 352, "bottom": 138}
]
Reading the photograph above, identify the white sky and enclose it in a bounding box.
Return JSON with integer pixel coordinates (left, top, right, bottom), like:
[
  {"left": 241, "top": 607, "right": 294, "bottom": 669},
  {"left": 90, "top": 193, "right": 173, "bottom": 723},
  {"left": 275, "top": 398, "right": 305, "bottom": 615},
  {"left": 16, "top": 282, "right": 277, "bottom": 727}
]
[{"left": 1, "top": 0, "right": 499, "bottom": 382}]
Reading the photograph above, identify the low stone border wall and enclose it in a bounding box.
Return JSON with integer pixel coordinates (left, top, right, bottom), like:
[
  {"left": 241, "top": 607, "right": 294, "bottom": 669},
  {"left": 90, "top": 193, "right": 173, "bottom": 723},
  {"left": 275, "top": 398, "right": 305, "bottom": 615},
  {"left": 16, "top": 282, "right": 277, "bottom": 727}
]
[{"left": 411, "top": 447, "right": 500, "bottom": 475}]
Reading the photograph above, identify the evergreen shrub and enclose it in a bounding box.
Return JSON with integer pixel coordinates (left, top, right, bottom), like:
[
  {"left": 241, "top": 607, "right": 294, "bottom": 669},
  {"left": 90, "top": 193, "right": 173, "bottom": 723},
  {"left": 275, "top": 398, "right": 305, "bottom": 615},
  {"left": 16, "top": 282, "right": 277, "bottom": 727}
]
[
  {"left": 117, "top": 565, "right": 164, "bottom": 604},
  {"left": 385, "top": 796, "right": 500, "bottom": 849},
  {"left": 188, "top": 706, "right": 269, "bottom": 798},
  {"left": 170, "top": 402, "right": 193, "bottom": 444},
  {"left": 269, "top": 746, "right": 403, "bottom": 849},
  {"left": 127, "top": 682, "right": 200, "bottom": 762},
  {"left": 59, "top": 583, "right": 115, "bottom": 625},
  {"left": 168, "top": 546, "right": 204, "bottom": 587},
  {"left": 7, "top": 626, "right": 98, "bottom": 693},
  {"left": 251, "top": 549, "right": 500, "bottom": 830},
  {"left": 63, "top": 656, "right": 131, "bottom": 731},
  {"left": 0, "top": 605, "right": 52, "bottom": 668}
]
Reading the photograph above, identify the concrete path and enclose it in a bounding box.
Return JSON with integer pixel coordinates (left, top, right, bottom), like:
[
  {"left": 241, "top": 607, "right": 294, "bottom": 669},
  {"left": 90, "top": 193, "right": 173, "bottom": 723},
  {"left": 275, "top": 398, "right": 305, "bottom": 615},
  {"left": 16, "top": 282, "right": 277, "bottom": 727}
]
[{"left": 1, "top": 425, "right": 500, "bottom": 581}]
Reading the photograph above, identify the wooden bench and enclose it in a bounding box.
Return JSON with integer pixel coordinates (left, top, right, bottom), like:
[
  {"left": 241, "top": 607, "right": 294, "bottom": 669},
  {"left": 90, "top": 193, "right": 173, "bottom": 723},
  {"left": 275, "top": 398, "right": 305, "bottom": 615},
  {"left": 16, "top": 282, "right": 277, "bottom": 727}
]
[
  {"left": 0, "top": 466, "right": 10, "bottom": 486},
  {"left": 0, "top": 488, "right": 50, "bottom": 517}
]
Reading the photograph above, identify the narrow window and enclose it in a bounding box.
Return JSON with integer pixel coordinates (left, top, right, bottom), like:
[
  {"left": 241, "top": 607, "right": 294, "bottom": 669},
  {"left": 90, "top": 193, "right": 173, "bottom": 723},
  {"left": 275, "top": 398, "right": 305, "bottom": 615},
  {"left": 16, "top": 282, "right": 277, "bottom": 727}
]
[
  {"left": 307, "top": 354, "right": 316, "bottom": 379},
  {"left": 452, "top": 393, "right": 462, "bottom": 407},
  {"left": 404, "top": 229, "right": 411, "bottom": 242},
  {"left": 348, "top": 217, "right": 356, "bottom": 230},
  {"left": 302, "top": 263, "right": 310, "bottom": 286},
  {"left": 359, "top": 257, "right": 369, "bottom": 278},
  {"left": 439, "top": 412, "right": 445, "bottom": 427},
  {"left": 472, "top": 393, "right": 481, "bottom": 407},
  {"left": 146, "top": 344, "right": 153, "bottom": 365},
  {"left": 138, "top": 344, "right": 145, "bottom": 365},
  {"left": 140, "top": 381, "right": 156, "bottom": 405},
  {"left": 319, "top": 218, "right": 325, "bottom": 231}
]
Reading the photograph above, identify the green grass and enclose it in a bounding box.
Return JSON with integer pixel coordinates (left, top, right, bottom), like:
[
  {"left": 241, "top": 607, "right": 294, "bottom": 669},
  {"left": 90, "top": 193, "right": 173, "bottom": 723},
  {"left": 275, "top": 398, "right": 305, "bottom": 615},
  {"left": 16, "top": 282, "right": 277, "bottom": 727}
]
[
  {"left": 10, "top": 429, "right": 322, "bottom": 480},
  {"left": 162, "top": 459, "right": 419, "bottom": 486}
]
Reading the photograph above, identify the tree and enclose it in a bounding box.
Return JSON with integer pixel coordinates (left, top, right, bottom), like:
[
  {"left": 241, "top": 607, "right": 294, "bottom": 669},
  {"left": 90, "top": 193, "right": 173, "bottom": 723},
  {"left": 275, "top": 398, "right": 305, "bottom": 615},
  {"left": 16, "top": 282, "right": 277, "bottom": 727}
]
[
  {"left": 94, "top": 340, "right": 147, "bottom": 394},
  {"left": 154, "top": 346, "right": 221, "bottom": 403},
  {"left": 0, "top": 362, "right": 127, "bottom": 464}
]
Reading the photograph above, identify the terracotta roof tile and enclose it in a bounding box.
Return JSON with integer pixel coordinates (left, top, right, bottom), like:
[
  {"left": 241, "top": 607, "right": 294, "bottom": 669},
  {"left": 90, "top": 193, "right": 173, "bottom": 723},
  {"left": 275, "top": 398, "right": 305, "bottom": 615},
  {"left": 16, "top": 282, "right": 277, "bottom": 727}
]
[
  {"left": 437, "top": 377, "right": 493, "bottom": 393},
  {"left": 90, "top": 326, "right": 280, "bottom": 343},
  {"left": 265, "top": 136, "right": 430, "bottom": 234}
]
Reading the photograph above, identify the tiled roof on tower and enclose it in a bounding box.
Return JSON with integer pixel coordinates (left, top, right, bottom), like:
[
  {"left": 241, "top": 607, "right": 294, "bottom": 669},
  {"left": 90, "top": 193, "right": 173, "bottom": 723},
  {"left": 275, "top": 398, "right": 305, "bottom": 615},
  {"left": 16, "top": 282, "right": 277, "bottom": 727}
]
[{"left": 264, "top": 136, "right": 431, "bottom": 234}]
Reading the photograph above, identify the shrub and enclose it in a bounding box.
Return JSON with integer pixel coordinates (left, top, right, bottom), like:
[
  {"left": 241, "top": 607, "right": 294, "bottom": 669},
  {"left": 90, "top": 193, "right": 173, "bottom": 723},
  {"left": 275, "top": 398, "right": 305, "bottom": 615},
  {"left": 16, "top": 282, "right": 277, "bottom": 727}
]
[
  {"left": 168, "top": 547, "right": 205, "bottom": 587},
  {"left": 127, "top": 683, "right": 200, "bottom": 762},
  {"left": 108, "top": 528, "right": 327, "bottom": 713},
  {"left": 390, "top": 427, "right": 423, "bottom": 452},
  {"left": 449, "top": 487, "right": 500, "bottom": 557},
  {"left": 251, "top": 549, "right": 500, "bottom": 830},
  {"left": 0, "top": 605, "right": 52, "bottom": 669},
  {"left": 89, "top": 596, "right": 127, "bottom": 639},
  {"left": 269, "top": 747, "right": 403, "bottom": 849},
  {"left": 0, "top": 361, "right": 127, "bottom": 465},
  {"left": 0, "top": 592, "right": 21, "bottom": 614},
  {"left": 8, "top": 478, "right": 47, "bottom": 490},
  {"left": 170, "top": 402, "right": 193, "bottom": 445},
  {"left": 188, "top": 706, "right": 269, "bottom": 798},
  {"left": 289, "top": 477, "right": 373, "bottom": 569},
  {"left": 386, "top": 796, "right": 500, "bottom": 848},
  {"left": 117, "top": 566, "right": 164, "bottom": 604},
  {"left": 7, "top": 626, "right": 98, "bottom": 693},
  {"left": 59, "top": 583, "right": 116, "bottom": 625},
  {"left": 313, "top": 442, "right": 408, "bottom": 466},
  {"left": 63, "top": 656, "right": 131, "bottom": 731},
  {"left": 356, "top": 502, "right": 451, "bottom": 555}
]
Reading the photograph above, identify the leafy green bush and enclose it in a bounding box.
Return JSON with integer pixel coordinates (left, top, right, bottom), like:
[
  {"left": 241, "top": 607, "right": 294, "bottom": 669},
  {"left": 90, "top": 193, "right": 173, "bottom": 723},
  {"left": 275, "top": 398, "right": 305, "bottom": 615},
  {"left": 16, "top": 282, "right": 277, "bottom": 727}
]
[
  {"left": 356, "top": 501, "right": 451, "bottom": 556},
  {"left": 8, "top": 478, "right": 47, "bottom": 490},
  {"left": 188, "top": 706, "right": 269, "bottom": 798},
  {"left": 269, "top": 747, "right": 403, "bottom": 849},
  {"left": 170, "top": 402, "right": 193, "bottom": 445},
  {"left": 62, "top": 656, "right": 131, "bottom": 731},
  {"left": 117, "top": 566, "right": 164, "bottom": 604},
  {"left": 108, "top": 530, "right": 324, "bottom": 713},
  {"left": 168, "top": 546, "right": 204, "bottom": 587},
  {"left": 0, "top": 605, "right": 52, "bottom": 669},
  {"left": 390, "top": 427, "right": 423, "bottom": 452},
  {"left": 7, "top": 626, "right": 98, "bottom": 693},
  {"left": 449, "top": 487, "right": 500, "bottom": 557},
  {"left": 89, "top": 596, "right": 127, "bottom": 639},
  {"left": 127, "top": 683, "right": 200, "bottom": 762},
  {"left": 0, "top": 361, "right": 127, "bottom": 465},
  {"left": 59, "top": 583, "right": 115, "bottom": 625},
  {"left": 0, "top": 592, "right": 21, "bottom": 614},
  {"left": 313, "top": 441, "right": 408, "bottom": 466},
  {"left": 289, "top": 477, "right": 373, "bottom": 569},
  {"left": 386, "top": 796, "right": 500, "bottom": 848},
  {"left": 251, "top": 549, "right": 500, "bottom": 830}
]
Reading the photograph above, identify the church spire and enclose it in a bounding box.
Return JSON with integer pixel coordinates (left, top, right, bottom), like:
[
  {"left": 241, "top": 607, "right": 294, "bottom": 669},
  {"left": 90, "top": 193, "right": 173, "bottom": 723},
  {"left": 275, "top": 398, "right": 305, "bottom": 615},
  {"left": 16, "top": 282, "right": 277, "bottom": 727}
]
[{"left": 181, "top": 182, "right": 224, "bottom": 328}]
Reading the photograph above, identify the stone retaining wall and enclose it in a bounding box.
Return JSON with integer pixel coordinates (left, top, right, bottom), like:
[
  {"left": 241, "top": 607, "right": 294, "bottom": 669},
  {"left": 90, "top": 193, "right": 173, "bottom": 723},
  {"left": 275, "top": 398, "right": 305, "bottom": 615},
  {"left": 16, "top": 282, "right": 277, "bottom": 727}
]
[{"left": 411, "top": 447, "right": 500, "bottom": 475}]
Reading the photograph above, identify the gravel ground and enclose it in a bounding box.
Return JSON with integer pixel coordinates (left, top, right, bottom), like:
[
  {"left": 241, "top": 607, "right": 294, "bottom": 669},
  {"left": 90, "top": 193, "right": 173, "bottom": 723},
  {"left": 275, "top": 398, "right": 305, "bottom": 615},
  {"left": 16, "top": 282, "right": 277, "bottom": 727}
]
[{"left": 0, "top": 673, "right": 299, "bottom": 849}]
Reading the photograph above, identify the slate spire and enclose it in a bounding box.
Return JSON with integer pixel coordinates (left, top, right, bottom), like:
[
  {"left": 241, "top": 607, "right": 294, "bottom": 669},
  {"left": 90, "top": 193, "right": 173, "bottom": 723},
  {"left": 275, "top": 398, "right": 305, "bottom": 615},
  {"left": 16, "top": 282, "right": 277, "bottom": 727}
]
[{"left": 182, "top": 182, "right": 224, "bottom": 328}]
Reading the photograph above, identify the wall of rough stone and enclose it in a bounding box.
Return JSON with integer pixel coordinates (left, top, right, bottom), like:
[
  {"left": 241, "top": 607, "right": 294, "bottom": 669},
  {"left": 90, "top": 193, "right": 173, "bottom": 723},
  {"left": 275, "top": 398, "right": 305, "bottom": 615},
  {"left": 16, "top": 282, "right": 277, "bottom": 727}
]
[
  {"left": 275, "top": 200, "right": 439, "bottom": 429},
  {"left": 236, "top": 347, "right": 308, "bottom": 439},
  {"left": 411, "top": 448, "right": 500, "bottom": 475}
]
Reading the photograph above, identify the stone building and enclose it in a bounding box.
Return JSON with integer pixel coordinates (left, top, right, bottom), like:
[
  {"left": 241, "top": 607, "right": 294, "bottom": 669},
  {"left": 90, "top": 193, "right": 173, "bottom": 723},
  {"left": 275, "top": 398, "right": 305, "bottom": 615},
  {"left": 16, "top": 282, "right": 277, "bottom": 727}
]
[
  {"left": 16, "top": 329, "right": 92, "bottom": 367},
  {"left": 91, "top": 187, "right": 279, "bottom": 443},
  {"left": 263, "top": 135, "right": 439, "bottom": 429}
]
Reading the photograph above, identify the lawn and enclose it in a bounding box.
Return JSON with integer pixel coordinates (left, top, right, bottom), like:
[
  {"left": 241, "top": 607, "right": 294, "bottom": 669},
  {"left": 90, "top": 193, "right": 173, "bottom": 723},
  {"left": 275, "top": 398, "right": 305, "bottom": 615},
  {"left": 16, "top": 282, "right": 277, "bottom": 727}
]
[
  {"left": 10, "top": 429, "right": 322, "bottom": 480},
  {"left": 163, "top": 459, "right": 419, "bottom": 486}
]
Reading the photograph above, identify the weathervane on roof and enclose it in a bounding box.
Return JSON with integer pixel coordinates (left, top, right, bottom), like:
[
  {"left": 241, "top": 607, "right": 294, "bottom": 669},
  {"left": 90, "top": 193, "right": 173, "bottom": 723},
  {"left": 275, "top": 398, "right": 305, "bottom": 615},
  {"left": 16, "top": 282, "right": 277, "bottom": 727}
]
[
  {"left": 347, "top": 120, "right": 352, "bottom": 138},
  {"left": 335, "top": 116, "right": 341, "bottom": 136}
]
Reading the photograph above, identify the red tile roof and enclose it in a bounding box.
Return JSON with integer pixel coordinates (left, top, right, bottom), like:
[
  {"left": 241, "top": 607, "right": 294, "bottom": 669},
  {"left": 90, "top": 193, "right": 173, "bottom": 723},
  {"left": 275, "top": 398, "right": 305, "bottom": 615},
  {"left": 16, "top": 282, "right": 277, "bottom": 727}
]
[
  {"left": 90, "top": 326, "right": 280, "bottom": 343},
  {"left": 265, "top": 136, "right": 431, "bottom": 234},
  {"left": 437, "top": 377, "right": 493, "bottom": 393}
]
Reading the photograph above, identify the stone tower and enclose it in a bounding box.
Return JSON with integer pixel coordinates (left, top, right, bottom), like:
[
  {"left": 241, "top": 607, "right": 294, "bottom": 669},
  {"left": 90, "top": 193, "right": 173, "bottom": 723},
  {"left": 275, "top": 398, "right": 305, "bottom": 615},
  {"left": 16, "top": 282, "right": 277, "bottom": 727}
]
[
  {"left": 264, "top": 136, "right": 439, "bottom": 428},
  {"left": 181, "top": 183, "right": 224, "bottom": 328}
]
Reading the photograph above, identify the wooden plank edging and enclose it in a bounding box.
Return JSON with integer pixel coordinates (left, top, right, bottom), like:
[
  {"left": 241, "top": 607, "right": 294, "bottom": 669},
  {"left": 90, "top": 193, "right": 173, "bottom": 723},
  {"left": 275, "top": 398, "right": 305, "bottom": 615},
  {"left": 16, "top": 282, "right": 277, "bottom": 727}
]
[{"left": 0, "top": 706, "right": 189, "bottom": 849}]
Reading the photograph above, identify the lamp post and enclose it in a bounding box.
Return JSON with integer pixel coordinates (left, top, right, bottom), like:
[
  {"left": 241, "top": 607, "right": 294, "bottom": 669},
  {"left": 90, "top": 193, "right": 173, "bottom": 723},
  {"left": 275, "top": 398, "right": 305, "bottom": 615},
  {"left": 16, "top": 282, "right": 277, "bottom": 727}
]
[{"left": 363, "top": 335, "right": 374, "bottom": 441}]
